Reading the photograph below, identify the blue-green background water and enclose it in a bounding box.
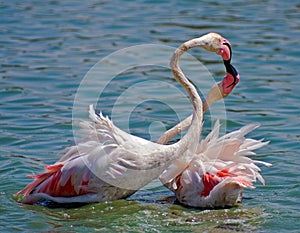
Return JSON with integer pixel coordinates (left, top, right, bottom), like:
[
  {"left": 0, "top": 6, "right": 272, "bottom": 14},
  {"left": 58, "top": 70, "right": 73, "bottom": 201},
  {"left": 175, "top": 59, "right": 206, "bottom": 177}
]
[{"left": 1, "top": 0, "right": 299, "bottom": 232}]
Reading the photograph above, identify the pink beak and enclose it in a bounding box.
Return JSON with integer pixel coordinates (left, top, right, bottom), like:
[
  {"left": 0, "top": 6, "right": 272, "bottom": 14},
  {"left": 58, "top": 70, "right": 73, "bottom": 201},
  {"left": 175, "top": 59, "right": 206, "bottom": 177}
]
[{"left": 222, "top": 72, "right": 240, "bottom": 95}]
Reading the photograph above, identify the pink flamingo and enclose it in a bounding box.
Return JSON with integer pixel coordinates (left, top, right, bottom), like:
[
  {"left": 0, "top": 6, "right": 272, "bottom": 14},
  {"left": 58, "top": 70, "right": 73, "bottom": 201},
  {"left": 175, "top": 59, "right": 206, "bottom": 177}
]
[
  {"left": 159, "top": 121, "right": 271, "bottom": 208},
  {"left": 158, "top": 41, "right": 271, "bottom": 208},
  {"left": 14, "top": 32, "right": 231, "bottom": 205}
]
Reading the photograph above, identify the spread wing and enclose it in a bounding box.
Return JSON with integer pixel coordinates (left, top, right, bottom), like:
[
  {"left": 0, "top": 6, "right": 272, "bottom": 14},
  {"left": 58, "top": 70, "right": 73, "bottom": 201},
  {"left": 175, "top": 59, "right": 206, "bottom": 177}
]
[{"left": 15, "top": 105, "right": 171, "bottom": 204}]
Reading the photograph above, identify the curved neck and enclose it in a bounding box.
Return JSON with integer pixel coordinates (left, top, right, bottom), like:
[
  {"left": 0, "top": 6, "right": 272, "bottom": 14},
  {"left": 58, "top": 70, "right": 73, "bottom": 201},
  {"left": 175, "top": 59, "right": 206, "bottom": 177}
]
[
  {"left": 170, "top": 40, "right": 205, "bottom": 128},
  {"left": 156, "top": 33, "right": 224, "bottom": 165}
]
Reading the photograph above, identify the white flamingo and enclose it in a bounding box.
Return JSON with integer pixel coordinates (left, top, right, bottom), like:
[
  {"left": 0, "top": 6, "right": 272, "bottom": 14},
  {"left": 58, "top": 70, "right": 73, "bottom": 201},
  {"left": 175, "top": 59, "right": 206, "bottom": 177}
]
[
  {"left": 158, "top": 46, "right": 272, "bottom": 208},
  {"left": 157, "top": 37, "right": 239, "bottom": 145},
  {"left": 14, "top": 32, "right": 230, "bottom": 205}
]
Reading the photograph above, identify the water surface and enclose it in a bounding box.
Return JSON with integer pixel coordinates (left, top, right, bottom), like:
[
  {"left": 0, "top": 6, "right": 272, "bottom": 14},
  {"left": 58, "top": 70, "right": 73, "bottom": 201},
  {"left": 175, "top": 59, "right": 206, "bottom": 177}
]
[{"left": 1, "top": 0, "right": 299, "bottom": 232}]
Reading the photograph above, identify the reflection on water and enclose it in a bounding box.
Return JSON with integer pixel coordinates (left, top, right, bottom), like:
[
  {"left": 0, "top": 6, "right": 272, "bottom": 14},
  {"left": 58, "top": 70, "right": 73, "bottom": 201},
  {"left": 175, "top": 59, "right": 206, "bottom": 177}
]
[{"left": 1, "top": 0, "right": 300, "bottom": 232}]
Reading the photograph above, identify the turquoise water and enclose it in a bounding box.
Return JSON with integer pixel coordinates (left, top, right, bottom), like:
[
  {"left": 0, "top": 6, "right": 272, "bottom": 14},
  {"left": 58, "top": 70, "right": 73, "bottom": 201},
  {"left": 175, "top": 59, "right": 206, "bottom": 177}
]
[{"left": 1, "top": 0, "right": 299, "bottom": 232}]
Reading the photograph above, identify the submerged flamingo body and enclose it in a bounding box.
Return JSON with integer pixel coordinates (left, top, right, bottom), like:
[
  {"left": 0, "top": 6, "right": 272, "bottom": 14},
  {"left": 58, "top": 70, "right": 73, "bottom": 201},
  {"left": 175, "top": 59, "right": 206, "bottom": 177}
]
[
  {"left": 15, "top": 107, "right": 147, "bottom": 204},
  {"left": 160, "top": 121, "right": 271, "bottom": 208}
]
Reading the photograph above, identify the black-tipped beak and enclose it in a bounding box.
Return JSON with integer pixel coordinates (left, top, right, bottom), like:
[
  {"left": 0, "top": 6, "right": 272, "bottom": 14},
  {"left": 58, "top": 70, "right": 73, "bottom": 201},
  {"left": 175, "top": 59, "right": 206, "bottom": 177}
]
[{"left": 222, "top": 42, "right": 239, "bottom": 87}]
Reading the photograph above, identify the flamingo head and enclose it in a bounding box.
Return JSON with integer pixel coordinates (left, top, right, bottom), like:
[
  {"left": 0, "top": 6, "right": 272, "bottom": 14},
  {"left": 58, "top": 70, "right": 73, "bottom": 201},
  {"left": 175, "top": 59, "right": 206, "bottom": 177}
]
[
  {"left": 222, "top": 64, "right": 240, "bottom": 95},
  {"left": 183, "top": 33, "right": 240, "bottom": 109},
  {"left": 193, "top": 33, "right": 231, "bottom": 53},
  {"left": 203, "top": 66, "right": 239, "bottom": 111},
  {"left": 200, "top": 34, "right": 240, "bottom": 97}
]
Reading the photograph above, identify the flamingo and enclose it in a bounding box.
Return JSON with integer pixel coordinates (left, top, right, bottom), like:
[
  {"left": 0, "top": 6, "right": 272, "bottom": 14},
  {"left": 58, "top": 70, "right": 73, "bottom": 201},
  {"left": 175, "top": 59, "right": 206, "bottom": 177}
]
[
  {"left": 14, "top": 32, "right": 231, "bottom": 205},
  {"left": 158, "top": 44, "right": 272, "bottom": 208},
  {"left": 157, "top": 43, "right": 239, "bottom": 145},
  {"left": 159, "top": 122, "right": 272, "bottom": 208}
]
